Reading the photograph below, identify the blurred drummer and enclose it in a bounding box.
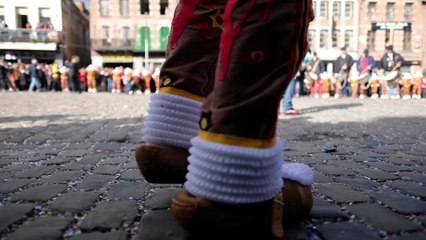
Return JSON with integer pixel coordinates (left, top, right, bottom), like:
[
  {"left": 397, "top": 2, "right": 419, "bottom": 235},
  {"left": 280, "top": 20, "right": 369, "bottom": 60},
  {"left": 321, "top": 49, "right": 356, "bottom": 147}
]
[
  {"left": 379, "top": 45, "right": 404, "bottom": 99},
  {"left": 334, "top": 46, "right": 354, "bottom": 98},
  {"left": 306, "top": 51, "right": 324, "bottom": 98},
  {"left": 356, "top": 49, "right": 376, "bottom": 98}
]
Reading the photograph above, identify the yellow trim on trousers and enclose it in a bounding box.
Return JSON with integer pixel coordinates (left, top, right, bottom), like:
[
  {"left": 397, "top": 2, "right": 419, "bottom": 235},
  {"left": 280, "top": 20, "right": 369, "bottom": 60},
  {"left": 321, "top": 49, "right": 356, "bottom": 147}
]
[{"left": 198, "top": 130, "right": 276, "bottom": 149}]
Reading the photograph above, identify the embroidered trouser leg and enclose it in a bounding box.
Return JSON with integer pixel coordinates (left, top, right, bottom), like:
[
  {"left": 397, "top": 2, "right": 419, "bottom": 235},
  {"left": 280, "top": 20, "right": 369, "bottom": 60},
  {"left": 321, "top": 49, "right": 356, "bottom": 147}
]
[
  {"left": 185, "top": 0, "right": 314, "bottom": 204},
  {"left": 142, "top": 0, "right": 226, "bottom": 149}
]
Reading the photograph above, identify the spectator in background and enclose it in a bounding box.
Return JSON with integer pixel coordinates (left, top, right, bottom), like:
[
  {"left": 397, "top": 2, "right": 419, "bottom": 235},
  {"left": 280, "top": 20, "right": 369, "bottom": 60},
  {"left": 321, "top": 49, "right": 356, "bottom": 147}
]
[
  {"left": 0, "top": 59, "right": 8, "bottom": 91},
  {"left": 79, "top": 67, "right": 87, "bottom": 92},
  {"left": 28, "top": 59, "right": 41, "bottom": 92},
  {"left": 68, "top": 56, "right": 81, "bottom": 93},
  {"left": 333, "top": 46, "right": 354, "bottom": 98},
  {"left": 51, "top": 62, "right": 61, "bottom": 91}
]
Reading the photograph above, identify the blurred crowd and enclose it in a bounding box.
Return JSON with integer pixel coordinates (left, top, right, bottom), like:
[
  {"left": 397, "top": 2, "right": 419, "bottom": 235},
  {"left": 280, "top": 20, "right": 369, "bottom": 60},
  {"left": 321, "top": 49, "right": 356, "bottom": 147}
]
[
  {"left": 2, "top": 45, "right": 426, "bottom": 100},
  {"left": 295, "top": 46, "right": 426, "bottom": 100},
  {"left": 0, "top": 57, "right": 160, "bottom": 95}
]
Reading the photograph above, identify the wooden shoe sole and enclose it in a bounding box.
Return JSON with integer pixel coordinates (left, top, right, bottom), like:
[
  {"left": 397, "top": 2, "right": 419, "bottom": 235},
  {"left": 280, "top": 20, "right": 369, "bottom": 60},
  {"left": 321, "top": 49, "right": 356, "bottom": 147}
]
[
  {"left": 171, "top": 180, "right": 312, "bottom": 238},
  {"left": 134, "top": 144, "right": 189, "bottom": 184}
]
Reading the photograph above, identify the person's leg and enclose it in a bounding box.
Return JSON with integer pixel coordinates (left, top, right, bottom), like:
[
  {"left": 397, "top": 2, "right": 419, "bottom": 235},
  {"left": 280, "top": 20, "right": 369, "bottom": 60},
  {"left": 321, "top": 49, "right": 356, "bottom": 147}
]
[
  {"left": 28, "top": 77, "right": 36, "bottom": 92},
  {"left": 280, "top": 77, "right": 299, "bottom": 114},
  {"left": 173, "top": 0, "right": 313, "bottom": 237},
  {"left": 135, "top": 0, "right": 226, "bottom": 183}
]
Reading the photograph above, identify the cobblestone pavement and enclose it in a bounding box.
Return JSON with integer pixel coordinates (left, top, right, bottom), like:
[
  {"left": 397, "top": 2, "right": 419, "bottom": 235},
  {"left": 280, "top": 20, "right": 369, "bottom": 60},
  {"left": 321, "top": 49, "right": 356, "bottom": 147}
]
[{"left": 0, "top": 92, "right": 425, "bottom": 240}]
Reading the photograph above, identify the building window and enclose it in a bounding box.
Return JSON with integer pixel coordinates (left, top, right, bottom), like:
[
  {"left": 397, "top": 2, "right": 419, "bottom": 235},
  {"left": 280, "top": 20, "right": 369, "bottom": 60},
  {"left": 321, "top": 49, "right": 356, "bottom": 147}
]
[
  {"left": 367, "top": 2, "right": 376, "bottom": 20},
  {"left": 320, "top": 1, "right": 328, "bottom": 18},
  {"left": 320, "top": 29, "right": 328, "bottom": 48},
  {"left": 160, "top": 26, "right": 170, "bottom": 50},
  {"left": 332, "top": 1, "right": 340, "bottom": 18},
  {"left": 16, "top": 7, "right": 29, "bottom": 28},
  {"left": 122, "top": 26, "right": 131, "bottom": 46},
  {"left": 344, "top": 30, "right": 353, "bottom": 50},
  {"left": 39, "top": 8, "right": 51, "bottom": 24},
  {"left": 385, "top": 29, "right": 390, "bottom": 45},
  {"left": 344, "top": 1, "right": 353, "bottom": 18},
  {"left": 308, "top": 30, "right": 316, "bottom": 49},
  {"left": 101, "top": 25, "right": 111, "bottom": 46},
  {"left": 404, "top": 2, "right": 413, "bottom": 21},
  {"left": 139, "top": 26, "right": 151, "bottom": 50},
  {"left": 312, "top": 1, "right": 317, "bottom": 18},
  {"left": 332, "top": 29, "right": 340, "bottom": 48},
  {"left": 0, "top": 6, "right": 5, "bottom": 22},
  {"left": 386, "top": 2, "right": 395, "bottom": 21},
  {"left": 100, "top": 0, "right": 110, "bottom": 16},
  {"left": 367, "top": 30, "right": 375, "bottom": 51},
  {"left": 160, "top": 0, "right": 168, "bottom": 15},
  {"left": 120, "top": 0, "right": 130, "bottom": 16},
  {"left": 403, "top": 30, "right": 411, "bottom": 50},
  {"left": 140, "top": 0, "right": 149, "bottom": 15}
]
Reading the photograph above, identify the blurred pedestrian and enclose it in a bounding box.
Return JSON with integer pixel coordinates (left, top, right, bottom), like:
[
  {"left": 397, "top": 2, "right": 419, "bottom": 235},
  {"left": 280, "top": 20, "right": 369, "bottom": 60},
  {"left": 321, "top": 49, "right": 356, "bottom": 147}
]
[{"left": 28, "top": 59, "right": 41, "bottom": 92}]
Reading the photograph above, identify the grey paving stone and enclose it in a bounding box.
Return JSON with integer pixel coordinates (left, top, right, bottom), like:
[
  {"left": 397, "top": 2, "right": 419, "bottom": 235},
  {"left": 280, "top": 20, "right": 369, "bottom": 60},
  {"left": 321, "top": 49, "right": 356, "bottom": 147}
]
[
  {"left": 123, "top": 160, "right": 138, "bottom": 169},
  {"left": 334, "top": 161, "right": 365, "bottom": 170},
  {"left": 43, "top": 157, "right": 73, "bottom": 165},
  {"left": 417, "top": 215, "right": 426, "bottom": 227},
  {"left": 310, "top": 197, "right": 347, "bottom": 219},
  {"left": 15, "top": 165, "right": 57, "bottom": 179},
  {"left": 145, "top": 188, "right": 185, "bottom": 210},
  {"left": 80, "top": 200, "right": 138, "bottom": 230},
  {"left": 107, "top": 181, "right": 147, "bottom": 200},
  {"left": 0, "top": 159, "right": 14, "bottom": 167},
  {"left": 75, "top": 175, "right": 111, "bottom": 190},
  {"left": 93, "top": 165, "right": 121, "bottom": 175},
  {"left": 10, "top": 184, "right": 67, "bottom": 202},
  {"left": 4, "top": 164, "right": 30, "bottom": 172},
  {"left": 399, "top": 172, "right": 426, "bottom": 184},
  {"left": 315, "top": 183, "right": 369, "bottom": 203},
  {"left": 0, "top": 203, "right": 36, "bottom": 231},
  {"left": 351, "top": 154, "right": 380, "bottom": 163},
  {"left": 49, "top": 192, "right": 100, "bottom": 213},
  {"left": 366, "top": 161, "right": 412, "bottom": 172},
  {"left": 387, "top": 181, "right": 426, "bottom": 198},
  {"left": 354, "top": 169, "right": 399, "bottom": 181},
  {"left": 8, "top": 216, "right": 72, "bottom": 240},
  {"left": 44, "top": 171, "right": 85, "bottom": 184},
  {"left": 60, "top": 162, "right": 92, "bottom": 171},
  {"left": 107, "top": 132, "right": 128, "bottom": 142},
  {"left": 335, "top": 177, "right": 381, "bottom": 192},
  {"left": 59, "top": 149, "right": 91, "bottom": 157},
  {"left": 65, "top": 143, "right": 94, "bottom": 150},
  {"left": 369, "top": 191, "right": 426, "bottom": 214},
  {"left": 385, "top": 156, "right": 417, "bottom": 166},
  {"left": 120, "top": 169, "right": 143, "bottom": 181},
  {"left": 78, "top": 153, "right": 108, "bottom": 165},
  {"left": 100, "top": 156, "right": 129, "bottom": 165},
  {"left": 138, "top": 210, "right": 188, "bottom": 240},
  {"left": 316, "top": 222, "right": 381, "bottom": 240},
  {"left": 0, "top": 179, "right": 33, "bottom": 193},
  {"left": 8, "top": 133, "right": 31, "bottom": 143},
  {"left": 69, "top": 231, "right": 127, "bottom": 240},
  {"left": 314, "top": 172, "right": 332, "bottom": 183},
  {"left": 347, "top": 203, "right": 420, "bottom": 233},
  {"left": 399, "top": 232, "right": 426, "bottom": 240},
  {"left": 314, "top": 165, "right": 355, "bottom": 176},
  {"left": 94, "top": 142, "right": 122, "bottom": 152},
  {"left": 0, "top": 171, "right": 13, "bottom": 181}
]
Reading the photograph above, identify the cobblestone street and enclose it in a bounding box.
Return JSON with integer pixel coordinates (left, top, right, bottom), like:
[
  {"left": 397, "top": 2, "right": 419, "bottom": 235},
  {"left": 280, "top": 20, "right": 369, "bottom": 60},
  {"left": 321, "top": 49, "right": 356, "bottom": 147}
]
[{"left": 0, "top": 92, "right": 425, "bottom": 240}]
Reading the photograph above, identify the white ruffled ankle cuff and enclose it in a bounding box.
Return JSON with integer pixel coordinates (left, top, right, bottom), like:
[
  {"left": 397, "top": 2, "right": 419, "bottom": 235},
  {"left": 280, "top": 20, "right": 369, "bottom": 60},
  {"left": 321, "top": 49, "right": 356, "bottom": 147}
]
[
  {"left": 281, "top": 163, "right": 314, "bottom": 186},
  {"left": 142, "top": 93, "right": 202, "bottom": 149}
]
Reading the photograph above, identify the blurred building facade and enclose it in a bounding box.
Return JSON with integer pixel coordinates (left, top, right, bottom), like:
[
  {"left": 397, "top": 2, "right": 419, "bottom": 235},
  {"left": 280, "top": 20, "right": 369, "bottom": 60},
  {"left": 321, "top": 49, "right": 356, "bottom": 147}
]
[
  {"left": 89, "top": 0, "right": 177, "bottom": 69},
  {"left": 308, "top": 0, "right": 426, "bottom": 70},
  {"left": 0, "top": 0, "right": 90, "bottom": 66}
]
